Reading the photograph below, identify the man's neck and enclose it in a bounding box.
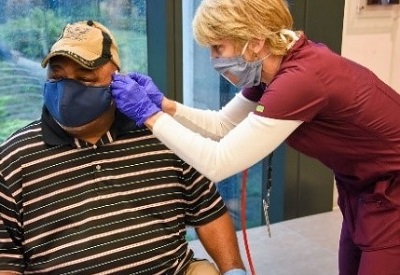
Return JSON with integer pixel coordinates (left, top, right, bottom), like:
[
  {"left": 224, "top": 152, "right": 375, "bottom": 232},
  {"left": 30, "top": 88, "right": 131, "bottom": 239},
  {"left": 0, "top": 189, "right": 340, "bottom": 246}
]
[{"left": 61, "top": 107, "right": 115, "bottom": 145}]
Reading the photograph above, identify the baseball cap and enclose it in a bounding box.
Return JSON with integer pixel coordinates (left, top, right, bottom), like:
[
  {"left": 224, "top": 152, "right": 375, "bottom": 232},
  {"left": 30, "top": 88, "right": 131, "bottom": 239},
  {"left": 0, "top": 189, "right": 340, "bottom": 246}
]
[{"left": 41, "top": 20, "right": 121, "bottom": 70}]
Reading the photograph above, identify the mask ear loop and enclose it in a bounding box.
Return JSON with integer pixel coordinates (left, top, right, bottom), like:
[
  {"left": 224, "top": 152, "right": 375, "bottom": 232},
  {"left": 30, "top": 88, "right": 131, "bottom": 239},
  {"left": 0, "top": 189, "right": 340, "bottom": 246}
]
[
  {"left": 240, "top": 41, "right": 250, "bottom": 56},
  {"left": 243, "top": 40, "right": 270, "bottom": 61}
]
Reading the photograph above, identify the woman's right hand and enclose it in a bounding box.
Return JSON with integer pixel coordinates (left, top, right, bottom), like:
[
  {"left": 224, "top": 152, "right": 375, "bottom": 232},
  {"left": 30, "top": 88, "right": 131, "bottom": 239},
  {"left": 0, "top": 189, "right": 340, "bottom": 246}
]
[
  {"left": 111, "top": 73, "right": 161, "bottom": 126},
  {"left": 128, "top": 72, "right": 177, "bottom": 116}
]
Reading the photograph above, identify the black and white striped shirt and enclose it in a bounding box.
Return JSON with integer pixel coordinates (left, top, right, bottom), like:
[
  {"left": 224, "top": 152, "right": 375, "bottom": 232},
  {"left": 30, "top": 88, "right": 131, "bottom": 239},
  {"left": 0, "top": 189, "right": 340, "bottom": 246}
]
[{"left": 0, "top": 109, "right": 226, "bottom": 274}]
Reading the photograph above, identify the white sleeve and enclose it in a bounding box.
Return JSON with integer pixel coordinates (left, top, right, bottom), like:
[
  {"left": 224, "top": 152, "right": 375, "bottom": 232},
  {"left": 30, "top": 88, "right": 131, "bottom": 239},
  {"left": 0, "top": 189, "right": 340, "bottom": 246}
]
[
  {"left": 153, "top": 112, "right": 303, "bottom": 182},
  {"left": 173, "top": 92, "right": 258, "bottom": 140}
]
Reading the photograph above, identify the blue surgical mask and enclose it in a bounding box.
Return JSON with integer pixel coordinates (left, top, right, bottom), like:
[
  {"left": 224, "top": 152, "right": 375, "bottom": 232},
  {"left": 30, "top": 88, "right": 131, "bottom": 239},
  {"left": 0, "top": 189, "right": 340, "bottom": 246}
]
[
  {"left": 211, "top": 42, "right": 270, "bottom": 88},
  {"left": 43, "top": 79, "right": 112, "bottom": 127}
]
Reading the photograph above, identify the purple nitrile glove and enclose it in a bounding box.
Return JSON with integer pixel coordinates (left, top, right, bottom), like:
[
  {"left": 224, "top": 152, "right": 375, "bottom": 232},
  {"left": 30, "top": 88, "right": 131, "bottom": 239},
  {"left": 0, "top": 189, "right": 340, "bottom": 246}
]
[
  {"left": 111, "top": 73, "right": 161, "bottom": 126},
  {"left": 128, "top": 72, "right": 164, "bottom": 108}
]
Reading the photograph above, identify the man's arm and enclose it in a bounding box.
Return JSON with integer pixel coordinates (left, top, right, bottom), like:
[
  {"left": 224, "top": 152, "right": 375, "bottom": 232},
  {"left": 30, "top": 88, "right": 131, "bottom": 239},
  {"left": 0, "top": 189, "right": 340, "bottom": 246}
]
[
  {"left": 195, "top": 212, "right": 246, "bottom": 274},
  {"left": 0, "top": 175, "right": 24, "bottom": 274}
]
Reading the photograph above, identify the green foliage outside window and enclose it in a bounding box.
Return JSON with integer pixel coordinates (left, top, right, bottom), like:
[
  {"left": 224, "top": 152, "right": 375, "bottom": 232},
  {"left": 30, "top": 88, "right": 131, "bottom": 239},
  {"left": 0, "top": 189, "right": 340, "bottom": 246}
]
[{"left": 1, "top": 8, "right": 66, "bottom": 61}]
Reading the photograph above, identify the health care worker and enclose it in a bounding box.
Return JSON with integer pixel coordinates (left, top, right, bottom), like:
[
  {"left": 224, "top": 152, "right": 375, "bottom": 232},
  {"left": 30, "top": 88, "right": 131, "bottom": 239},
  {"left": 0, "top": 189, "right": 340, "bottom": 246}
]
[{"left": 111, "top": 0, "right": 400, "bottom": 274}]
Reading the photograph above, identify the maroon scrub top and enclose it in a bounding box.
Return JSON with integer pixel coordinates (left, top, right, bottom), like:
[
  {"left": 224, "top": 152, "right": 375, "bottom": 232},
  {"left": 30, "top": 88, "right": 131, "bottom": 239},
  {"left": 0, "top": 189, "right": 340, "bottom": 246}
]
[{"left": 243, "top": 34, "right": 400, "bottom": 251}]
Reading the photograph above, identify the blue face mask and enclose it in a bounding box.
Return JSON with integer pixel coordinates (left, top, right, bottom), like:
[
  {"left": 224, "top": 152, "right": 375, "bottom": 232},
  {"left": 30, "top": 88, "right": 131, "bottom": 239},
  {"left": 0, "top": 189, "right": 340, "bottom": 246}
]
[
  {"left": 43, "top": 79, "right": 112, "bottom": 127},
  {"left": 211, "top": 43, "right": 269, "bottom": 88}
]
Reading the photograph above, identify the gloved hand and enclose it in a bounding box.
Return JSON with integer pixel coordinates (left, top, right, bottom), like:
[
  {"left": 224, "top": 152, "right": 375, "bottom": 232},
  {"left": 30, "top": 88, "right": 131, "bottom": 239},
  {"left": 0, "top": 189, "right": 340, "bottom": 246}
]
[
  {"left": 223, "top": 269, "right": 247, "bottom": 275},
  {"left": 111, "top": 73, "right": 161, "bottom": 126},
  {"left": 128, "top": 72, "right": 164, "bottom": 108}
]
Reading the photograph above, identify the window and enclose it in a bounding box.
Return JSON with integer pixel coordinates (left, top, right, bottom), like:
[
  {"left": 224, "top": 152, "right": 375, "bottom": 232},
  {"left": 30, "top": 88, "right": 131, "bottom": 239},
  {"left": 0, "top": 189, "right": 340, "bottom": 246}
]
[
  {"left": 0, "top": 0, "right": 147, "bottom": 142},
  {"left": 182, "top": 0, "right": 265, "bottom": 234},
  {"left": 1, "top": 0, "right": 267, "bottom": 236}
]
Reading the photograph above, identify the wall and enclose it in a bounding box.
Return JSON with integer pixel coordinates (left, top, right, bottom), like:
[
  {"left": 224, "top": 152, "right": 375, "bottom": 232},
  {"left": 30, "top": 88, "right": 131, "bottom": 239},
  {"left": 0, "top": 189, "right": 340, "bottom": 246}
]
[
  {"left": 332, "top": 0, "right": 400, "bottom": 208},
  {"left": 341, "top": 0, "right": 400, "bottom": 92}
]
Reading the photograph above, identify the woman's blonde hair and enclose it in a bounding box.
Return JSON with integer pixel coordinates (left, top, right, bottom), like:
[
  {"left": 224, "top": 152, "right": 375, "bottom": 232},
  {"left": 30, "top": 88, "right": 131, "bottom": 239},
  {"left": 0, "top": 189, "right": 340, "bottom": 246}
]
[{"left": 192, "top": 0, "right": 295, "bottom": 56}]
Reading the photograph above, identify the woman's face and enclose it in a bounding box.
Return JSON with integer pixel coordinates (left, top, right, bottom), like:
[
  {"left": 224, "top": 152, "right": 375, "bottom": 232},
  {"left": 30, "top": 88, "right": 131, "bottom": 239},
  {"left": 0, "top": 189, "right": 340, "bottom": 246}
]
[
  {"left": 210, "top": 39, "right": 283, "bottom": 85},
  {"left": 210, "top": 40, "right": 243, "bottom": 59}
]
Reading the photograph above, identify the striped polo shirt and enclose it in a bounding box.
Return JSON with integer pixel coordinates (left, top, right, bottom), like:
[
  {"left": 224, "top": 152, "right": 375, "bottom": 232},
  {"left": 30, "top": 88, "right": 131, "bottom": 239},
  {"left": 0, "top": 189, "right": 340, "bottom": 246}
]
[{"left": 0, "top": 108, "right": 226, "bottom": 274}]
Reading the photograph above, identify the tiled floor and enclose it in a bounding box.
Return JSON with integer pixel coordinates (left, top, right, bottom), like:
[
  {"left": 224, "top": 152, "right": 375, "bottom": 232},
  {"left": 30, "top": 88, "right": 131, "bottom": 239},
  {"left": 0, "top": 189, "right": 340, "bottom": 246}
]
[{"left": 189, "top": 209, "right": 342, "bottom": 275}]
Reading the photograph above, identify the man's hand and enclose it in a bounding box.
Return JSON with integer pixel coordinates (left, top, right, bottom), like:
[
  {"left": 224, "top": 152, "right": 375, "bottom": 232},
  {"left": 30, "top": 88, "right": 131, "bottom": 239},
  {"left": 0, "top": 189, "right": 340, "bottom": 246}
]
[{"left": 111, "top": 74, "right": 161, "bottom": 126}]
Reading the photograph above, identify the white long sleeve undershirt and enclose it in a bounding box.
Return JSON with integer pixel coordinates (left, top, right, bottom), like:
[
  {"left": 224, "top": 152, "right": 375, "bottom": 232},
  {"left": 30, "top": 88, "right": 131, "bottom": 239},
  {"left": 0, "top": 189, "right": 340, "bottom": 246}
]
[
  {"left": 153, "top": 111, "right": 303, "bottom": 182},
  {"left": 173, "top": 92, "right": 258, "bottom": 140}
]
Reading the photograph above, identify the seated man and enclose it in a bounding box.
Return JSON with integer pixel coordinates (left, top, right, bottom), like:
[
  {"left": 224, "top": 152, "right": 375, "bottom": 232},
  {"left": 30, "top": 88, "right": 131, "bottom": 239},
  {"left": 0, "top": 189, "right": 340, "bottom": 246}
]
[{"left": 0, "top": 20, "right": 246, "bottom": 275}]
